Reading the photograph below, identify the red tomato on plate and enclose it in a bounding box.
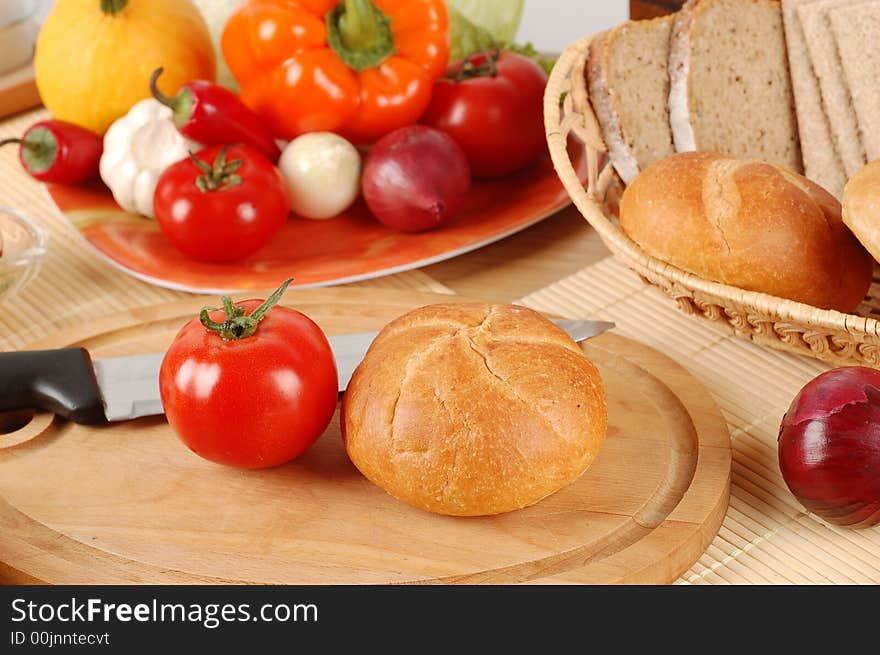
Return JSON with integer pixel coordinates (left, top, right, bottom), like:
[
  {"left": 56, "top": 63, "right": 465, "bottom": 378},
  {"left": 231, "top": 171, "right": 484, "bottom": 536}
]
[
  {"left": 421, "top": 51, "right": 548, "bottom": 178},
  {"left": 159, "top": 281, "right": 338, "bottom": 469},
  {"left": 154, "top": 144, "right": 289, "bottom": 263}
]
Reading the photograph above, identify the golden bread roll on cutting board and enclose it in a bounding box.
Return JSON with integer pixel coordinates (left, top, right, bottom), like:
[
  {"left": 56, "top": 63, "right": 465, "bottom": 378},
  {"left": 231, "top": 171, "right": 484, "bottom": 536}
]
[{"left": 341, "top": 303, "right": 608, "bottom": 517}]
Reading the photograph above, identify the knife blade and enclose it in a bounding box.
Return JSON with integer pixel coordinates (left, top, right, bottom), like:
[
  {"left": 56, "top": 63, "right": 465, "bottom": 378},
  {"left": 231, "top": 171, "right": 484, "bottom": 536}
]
[{"left": 0, "top": 319, "right": 614, "bottom": 425}]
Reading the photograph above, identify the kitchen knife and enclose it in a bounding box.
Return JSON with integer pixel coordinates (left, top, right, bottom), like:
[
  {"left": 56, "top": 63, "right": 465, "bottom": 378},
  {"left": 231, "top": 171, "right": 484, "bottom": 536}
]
[{"left": 0, "top": 319, "right": 614, "bottom": 425}]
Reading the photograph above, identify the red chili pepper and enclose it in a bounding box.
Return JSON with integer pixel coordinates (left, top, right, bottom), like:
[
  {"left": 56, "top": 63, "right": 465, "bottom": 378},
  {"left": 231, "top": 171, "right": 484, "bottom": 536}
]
[
  {"left": 150, "top": 68, "right": 281, "bottom": 163},
  {"left": 0, "top": 120, "right": 103, "bottom": 185}
]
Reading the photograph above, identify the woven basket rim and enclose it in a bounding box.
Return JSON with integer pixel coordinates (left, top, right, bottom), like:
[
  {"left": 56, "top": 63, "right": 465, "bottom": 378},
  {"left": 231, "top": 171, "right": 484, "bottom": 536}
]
[{"left": 543, "top": 34, "right": 880, "bottom": 340}]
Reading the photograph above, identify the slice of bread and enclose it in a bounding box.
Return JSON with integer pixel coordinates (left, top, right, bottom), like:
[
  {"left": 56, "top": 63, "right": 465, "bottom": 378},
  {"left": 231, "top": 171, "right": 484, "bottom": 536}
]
[
  {"left": 829, "top": 2, "right": 880, "bottom": 162},
  {"left": 587, "top": 16, "right": 676, "bottom": 184},
  {"left": 781, "top": 0, "right": 847, "bottom": 197},
  {"left": 668, "top": 0, "right": 803, "bottom": 173},
  {"left": 797, "top": 0, "right": 867, "bottom": 177}
]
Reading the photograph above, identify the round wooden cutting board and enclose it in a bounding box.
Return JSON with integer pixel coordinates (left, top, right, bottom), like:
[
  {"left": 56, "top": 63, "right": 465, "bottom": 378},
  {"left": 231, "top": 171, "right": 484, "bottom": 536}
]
[{"left": 0, "top": 288, "right": 730, "bottom": 585}]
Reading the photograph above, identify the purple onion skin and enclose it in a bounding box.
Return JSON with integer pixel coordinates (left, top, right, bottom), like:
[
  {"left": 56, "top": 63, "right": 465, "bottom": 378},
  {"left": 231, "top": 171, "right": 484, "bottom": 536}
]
[
  {"left": 778, "top": 367, "right": 880, "bottom": 528},
  {"left": 362, "top": 125, "right": 471, "bottom": 233}
]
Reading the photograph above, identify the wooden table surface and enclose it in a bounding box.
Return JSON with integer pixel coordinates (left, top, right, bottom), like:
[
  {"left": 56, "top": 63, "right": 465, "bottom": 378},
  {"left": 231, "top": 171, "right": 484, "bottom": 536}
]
[{"left": 424, "top": 204, "right": 609, "bottom": 301}]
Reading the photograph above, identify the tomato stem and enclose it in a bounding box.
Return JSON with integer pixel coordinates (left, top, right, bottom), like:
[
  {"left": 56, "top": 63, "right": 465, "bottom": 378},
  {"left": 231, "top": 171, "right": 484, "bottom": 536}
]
[
  {"left": 451, "top": 48, "right": 502, "bottom": 82},
  {"left": 222, "top": 295, "right": 240, "bottom": 319},
  {"left": 200, "top": 279, "right": 294, "bottom": 340},
  {"left": 190, "top": 147, "right": 244, "bottom": 193}
]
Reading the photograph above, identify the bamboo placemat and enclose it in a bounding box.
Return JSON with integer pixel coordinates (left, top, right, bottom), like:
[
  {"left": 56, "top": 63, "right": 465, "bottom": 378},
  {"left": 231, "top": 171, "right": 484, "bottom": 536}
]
[
  {"left": 0, "top": 109, "right": 451, "bottom": 350},
  {"left": 519, "top": 257, "right": 880, "bottom": 584}
]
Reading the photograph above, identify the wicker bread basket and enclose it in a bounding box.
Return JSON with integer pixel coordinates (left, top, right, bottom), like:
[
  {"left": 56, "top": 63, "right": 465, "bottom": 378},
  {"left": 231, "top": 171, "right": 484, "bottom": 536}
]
[{"left": 544, "top": 35, "right": 880, "bottom": 368}]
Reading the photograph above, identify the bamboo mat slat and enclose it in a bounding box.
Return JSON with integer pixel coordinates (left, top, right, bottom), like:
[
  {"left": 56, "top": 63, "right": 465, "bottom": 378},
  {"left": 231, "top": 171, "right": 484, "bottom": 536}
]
[
  {"left": 0, "top": 109, "right": 451, "bottom": 350},
  {"left": 519, "top": 257, "right": 880, "bottom": 584}
]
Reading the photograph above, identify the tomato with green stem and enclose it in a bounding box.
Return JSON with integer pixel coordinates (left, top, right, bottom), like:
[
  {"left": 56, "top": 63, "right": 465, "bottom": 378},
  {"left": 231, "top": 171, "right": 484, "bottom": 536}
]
[
  {"left": 159, "top": 280, "right": 339, "bottom": 469},
  {"left": 153, "top": 144, "right": 289, "bottom": 263},
  {"left": 421, "top": 49, "right": 548, "bottom": 178}
]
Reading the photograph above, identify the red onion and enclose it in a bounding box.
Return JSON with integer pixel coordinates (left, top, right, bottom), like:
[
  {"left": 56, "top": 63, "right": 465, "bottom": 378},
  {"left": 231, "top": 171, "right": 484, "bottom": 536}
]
[
  {"left": 362, "top": 125, "right": 471, "bottom": 233},
  {"left": 778, "top": 367, "right": 880, "bottom": 528}
]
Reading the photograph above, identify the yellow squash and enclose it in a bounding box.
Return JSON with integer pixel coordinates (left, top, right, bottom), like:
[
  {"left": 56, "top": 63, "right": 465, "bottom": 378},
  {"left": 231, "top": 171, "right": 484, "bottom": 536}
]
[{"left": 35, "top": 0, "right": 216, "bottom": 135}]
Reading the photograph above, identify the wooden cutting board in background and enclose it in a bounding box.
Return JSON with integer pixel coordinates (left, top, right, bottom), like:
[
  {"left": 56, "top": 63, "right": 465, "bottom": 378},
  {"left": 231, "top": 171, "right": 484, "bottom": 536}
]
[
  {"left": 0, "top": 64, "right": 40, "bottom": 120},
  {"left": 0, "top": 288, "right": 730, "bottom": 585}
]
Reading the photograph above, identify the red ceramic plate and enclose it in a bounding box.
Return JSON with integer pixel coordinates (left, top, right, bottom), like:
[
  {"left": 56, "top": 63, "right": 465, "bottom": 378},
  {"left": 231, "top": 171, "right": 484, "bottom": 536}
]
[{"left": 47, "top": 143, "right": 587, "bottom": 293}]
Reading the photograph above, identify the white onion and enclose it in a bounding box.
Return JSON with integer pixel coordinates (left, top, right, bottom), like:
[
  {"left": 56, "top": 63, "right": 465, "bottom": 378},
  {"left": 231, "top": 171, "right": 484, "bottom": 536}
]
[{"left": 279, "top": 133, "right": 362, "bottom": 220}]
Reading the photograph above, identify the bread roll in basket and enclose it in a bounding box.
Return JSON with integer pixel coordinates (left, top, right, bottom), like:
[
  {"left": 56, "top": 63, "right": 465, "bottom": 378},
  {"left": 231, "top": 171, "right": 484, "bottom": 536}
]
[{"left": 544, "top": 35, "right": 880, "bottom": 368}]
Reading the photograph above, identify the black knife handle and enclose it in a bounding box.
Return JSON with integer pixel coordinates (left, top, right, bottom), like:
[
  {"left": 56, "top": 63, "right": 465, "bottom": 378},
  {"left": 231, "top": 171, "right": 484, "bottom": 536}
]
[{"left": 0, "top": 348, "right": 105, "bottom": 424}]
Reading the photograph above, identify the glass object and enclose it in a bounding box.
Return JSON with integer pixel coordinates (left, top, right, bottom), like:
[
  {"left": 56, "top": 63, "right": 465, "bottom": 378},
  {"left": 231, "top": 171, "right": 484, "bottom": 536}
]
[
  {"left": 0, "top": 206, "right": 48, "bottom": 302},
  {"left": 0, "top": 0, "right": 38, "bottom": 75}
]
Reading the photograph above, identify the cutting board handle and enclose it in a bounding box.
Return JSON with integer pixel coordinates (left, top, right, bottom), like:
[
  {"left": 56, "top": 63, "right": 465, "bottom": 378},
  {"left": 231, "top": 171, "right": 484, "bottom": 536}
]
[{"left": 0, "top": 348, "right": 105, "bottom": 424}]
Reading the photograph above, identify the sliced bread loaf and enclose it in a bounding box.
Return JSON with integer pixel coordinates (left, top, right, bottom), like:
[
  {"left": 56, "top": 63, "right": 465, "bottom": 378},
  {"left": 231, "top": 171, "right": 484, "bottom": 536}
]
[
  {"left": 781, "top": 0, "right": 847, "bottom": 197},
  {"left": 829, "top": 2, "right": 880, "bottom": 162},
  {"left": 668, "top": 0, "right": 803, "bottom": 172},
  {"left": 587, "top": 16, "right": 676, "bottom": 184},
  {"left": 797, "top": 0, "right": 867, "bottom": 177}
]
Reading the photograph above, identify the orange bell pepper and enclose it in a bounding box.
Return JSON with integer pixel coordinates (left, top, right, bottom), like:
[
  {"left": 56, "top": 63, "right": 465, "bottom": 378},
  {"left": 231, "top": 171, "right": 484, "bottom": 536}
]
[{"left": 222, "top": 0, "right": 449, "bottom": 144}]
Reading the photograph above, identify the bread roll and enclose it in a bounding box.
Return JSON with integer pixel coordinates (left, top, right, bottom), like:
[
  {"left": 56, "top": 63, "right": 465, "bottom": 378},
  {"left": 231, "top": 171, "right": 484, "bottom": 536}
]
[
  {"left": 843, "top": 159, "right": 880, "bottom": 263},
  {"left": 341, "top": 303, "right": 608, "bottom": 517},
  {"left": 619, "top": 152, "right": 873, "bottom": 313}
]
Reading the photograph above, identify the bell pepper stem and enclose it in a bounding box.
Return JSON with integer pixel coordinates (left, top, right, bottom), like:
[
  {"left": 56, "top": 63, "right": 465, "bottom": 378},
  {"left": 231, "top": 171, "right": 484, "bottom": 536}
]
[
  {"left": 200, "top": 279, "right": 295, "bottom": 341},
  {"left": 150, "top": 68, "right": 195, "bottom": 130},
  {"left": 149, "top": 68, "right": 176, "bottom": 109},
  {"left": 1, "top": 134, "right": 53, "bottom": 172},
  {"left": 326, "top": 0, "right": 396, "bottom": 72},
  {"left": 0, "top": 138, "right": 25, "bottom": 150},
  {"left": 339, "top": 0, "right": 380, "bottom": 52}
]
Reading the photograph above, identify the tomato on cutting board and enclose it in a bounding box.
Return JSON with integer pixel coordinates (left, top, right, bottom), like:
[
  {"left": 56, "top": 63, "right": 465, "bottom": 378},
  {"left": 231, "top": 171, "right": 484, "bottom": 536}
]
[
  {"left": 159, "top": 280, "right": 338, "bottom": 469},
  {"left": 153, "top": 145, "right": 290, "bottom": 263},
  {"left": 421, "top": 50, "right": 548, "bottom": 178}
]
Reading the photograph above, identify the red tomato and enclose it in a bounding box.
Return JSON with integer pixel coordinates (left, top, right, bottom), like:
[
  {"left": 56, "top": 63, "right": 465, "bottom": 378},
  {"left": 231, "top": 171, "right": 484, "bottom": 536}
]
[
  {"left": 154, "top": 144, "right": 289, "bottom": 263},
  {"left": 159, "top": 283, "right": 338, "bottom": 469},
  {"left": 421, "top": 51, "right": 548, "bottom": 178}
]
